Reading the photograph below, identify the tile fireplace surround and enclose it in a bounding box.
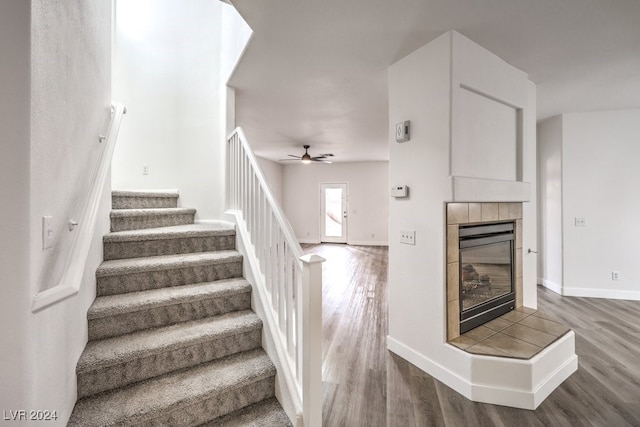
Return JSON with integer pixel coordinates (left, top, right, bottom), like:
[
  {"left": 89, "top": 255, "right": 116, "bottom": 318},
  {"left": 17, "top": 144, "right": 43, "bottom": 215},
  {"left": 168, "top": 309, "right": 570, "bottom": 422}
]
[{"left": 446, "top": 202, "right": 523, "bottom": 341}]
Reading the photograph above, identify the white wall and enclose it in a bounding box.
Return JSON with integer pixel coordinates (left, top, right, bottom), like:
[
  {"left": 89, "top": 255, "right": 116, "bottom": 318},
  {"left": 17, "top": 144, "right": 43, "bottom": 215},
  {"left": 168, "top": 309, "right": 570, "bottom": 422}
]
[
  {"left": 388, "top": 31, "right": 537, "bottom": 397},
  {"left": 0, "top": 0, "right": 113, "bottom": 422},
  {"left": 0, "top": 0, "right": 32, "bottom": 411},
  {"left": 30, "top": 2, "right": 113, "bottom": 423},
  {"left": 537, "top": 116, "right": 563, "bottom": 292},
  {"left": 282, "top": 162, "right": 389, "bottom": 245},
  {"left": 112, "top": 0, "right": 227, "bottom": 220},
  {"left": 31, "top": 0, "right": 113, "bottom": 294},
  {"left": 541, "top": 110, "right": 640, "bottom": 299},
  {"left": 257, "top": 156, "right": 284, "bottom": 204},
  {"left": 388, "top": 31, "right": 469, "bottom": 375}
]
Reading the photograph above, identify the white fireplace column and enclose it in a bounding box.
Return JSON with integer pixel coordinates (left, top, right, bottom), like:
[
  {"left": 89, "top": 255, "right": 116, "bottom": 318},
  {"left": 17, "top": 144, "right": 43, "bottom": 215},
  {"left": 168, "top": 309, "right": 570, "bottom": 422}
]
[{"left": 387, "top": 30, "right": 576, "bottom": 410}]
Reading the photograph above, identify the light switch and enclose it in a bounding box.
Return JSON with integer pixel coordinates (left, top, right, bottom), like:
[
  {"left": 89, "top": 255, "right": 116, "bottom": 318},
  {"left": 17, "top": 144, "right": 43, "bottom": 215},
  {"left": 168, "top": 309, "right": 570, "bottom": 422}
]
[{"left": 42, "top": 216, "right": 54, "bottom": 250}]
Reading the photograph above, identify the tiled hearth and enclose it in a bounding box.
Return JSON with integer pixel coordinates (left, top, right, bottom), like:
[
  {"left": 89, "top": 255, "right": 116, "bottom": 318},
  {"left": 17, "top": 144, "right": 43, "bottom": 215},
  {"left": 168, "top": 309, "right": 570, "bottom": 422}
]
[
  {"left": 446, "top": 202, "right": 523, "bottom": 341},
  {"left": 448, "top": 306, "right": 571, "bottom": 359}
]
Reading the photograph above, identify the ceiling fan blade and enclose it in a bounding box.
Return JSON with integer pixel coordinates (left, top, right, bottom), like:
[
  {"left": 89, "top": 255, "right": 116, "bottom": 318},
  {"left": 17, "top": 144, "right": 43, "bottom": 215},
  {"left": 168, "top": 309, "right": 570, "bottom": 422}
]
[
  {"left": 278, "top": 158, "right": 302, "bottom": 161},
  {"left": 312, "top": 159, "right": 333, "bottom": 164},
  {"left": 287, "top": 154, "right": 302, "bottom": 158}
]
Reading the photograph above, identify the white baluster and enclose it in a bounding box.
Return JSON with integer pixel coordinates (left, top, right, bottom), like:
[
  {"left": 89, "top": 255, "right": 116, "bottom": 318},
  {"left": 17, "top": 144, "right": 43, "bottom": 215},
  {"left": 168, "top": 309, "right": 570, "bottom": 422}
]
[
  {"left": 285, "top": 248, "right": 294, "bottom": 357},
  {"left": 227, "top": 128, "right": 323, "bottom": 427}
]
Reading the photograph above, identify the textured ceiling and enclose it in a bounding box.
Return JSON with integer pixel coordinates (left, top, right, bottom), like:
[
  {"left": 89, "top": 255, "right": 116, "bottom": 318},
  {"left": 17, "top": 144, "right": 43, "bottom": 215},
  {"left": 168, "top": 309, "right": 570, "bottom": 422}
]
[{"left": 228, "top": 0, "right": 640, "bottom": 162}]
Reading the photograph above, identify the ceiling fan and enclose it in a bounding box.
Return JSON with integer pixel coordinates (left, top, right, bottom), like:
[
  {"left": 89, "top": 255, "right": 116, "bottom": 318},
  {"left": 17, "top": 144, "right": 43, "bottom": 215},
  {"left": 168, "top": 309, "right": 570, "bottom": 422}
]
[{"left": 280, "top": 145, "right": 333, "bottom": 164}]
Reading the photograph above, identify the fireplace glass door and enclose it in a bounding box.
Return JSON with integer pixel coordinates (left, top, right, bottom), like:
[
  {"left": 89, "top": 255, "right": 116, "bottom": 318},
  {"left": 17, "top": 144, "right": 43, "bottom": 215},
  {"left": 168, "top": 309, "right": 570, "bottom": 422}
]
[
  {"left": 460, "top": 241, "right": 512, "bottom": 310},
  {"left": 459, "top": 222, "right": 515, "bottom": 333}
]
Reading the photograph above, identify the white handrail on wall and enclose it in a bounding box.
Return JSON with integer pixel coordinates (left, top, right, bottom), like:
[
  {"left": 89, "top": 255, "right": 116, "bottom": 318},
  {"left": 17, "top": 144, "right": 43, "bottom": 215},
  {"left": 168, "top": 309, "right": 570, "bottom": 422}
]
[
  {"left": 227, "top": 127, "right": 323, "bottom": 427},
  {"left": 31, "top": 103, "right": 127, "bottom": 313}
]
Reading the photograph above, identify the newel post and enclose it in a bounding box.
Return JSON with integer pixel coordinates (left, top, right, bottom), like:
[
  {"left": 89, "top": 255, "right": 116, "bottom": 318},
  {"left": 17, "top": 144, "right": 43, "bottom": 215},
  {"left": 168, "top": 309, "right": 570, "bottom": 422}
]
[{"left": 299, "top": 254, "right": 325, "bottom": 427}]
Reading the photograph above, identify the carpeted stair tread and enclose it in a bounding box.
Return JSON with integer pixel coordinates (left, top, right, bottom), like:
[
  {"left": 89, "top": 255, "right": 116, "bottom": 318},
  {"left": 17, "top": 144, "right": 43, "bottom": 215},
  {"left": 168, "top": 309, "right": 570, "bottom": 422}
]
[
  {"left": 112, "top": 190, "right": 180, "bottom": 198},
  {"left": 96, "top": 250, "right": 242, "bottom": 277},
  {"left": 110, "top": 207, "right": 197, "bottom": 232},
  {"left": 104, "top": 223, "right": 235, "bottom": 243},
  {"left": 68, "top": 349, "right": 276, "bottom": 427},
  {"left": 110, "top": 207, "right": 196, "bottom": 217},
  {"left": 112, "top": 190, "right": 180, "bottom": 209},
  {"left": 199, "top": 397, "right": 292, "bottom": 426},
  {"left": 88, "top": 278, "right": 250, "bottom": 320},
  {"left": 103, "top": 223, "right": 236, "bottom": 260},
  {"left": 78, "top": 310, "right": 262, "bottom": 373}
]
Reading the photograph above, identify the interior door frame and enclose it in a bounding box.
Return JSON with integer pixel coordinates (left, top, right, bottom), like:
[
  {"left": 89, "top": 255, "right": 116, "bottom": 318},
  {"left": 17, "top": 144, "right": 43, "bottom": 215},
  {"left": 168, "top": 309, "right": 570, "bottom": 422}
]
[{"left": 319, "top": 182, "right": 348, "bottom": 243}]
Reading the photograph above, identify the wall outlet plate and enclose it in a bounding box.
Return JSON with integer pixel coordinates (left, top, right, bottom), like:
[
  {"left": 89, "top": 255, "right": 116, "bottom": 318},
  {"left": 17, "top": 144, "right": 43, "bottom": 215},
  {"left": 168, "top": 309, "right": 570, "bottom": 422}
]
[
  {"left": 400, "top": 230, "right": 415, "bottom": 245},
  {"left": 575, "top": 217, "right": 586, "bottom": 226},
  {"left": 391, "top": 185, "right": 409, "bottom": 198}
]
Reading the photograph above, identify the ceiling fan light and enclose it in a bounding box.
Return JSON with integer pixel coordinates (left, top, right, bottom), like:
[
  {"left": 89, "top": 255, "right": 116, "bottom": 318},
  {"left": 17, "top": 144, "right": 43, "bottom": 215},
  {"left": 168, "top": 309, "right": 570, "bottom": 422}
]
[{"left": 301, "top": 153, "right": 311, "bottom": 164}]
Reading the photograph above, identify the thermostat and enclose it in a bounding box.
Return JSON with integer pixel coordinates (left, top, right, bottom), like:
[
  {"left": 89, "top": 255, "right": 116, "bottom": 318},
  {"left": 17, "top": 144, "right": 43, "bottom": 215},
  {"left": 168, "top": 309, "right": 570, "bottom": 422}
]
[
  {"left": 395, "top": 120, "right": 410, "bottom": 142},
  {"left": 391, "top": 185, "right": 409, "bottom": 198}
]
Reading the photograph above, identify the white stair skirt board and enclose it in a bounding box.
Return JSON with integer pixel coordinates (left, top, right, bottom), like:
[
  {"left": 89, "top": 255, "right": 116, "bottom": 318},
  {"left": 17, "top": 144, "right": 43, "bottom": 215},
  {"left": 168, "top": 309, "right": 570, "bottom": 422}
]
[{"left": 387, "top": 331, "right": 577, "bottom": 410}]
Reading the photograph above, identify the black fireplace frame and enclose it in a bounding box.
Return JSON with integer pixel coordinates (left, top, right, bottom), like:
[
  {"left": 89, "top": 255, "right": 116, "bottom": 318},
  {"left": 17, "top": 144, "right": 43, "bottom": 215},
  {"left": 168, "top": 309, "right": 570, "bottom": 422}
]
[{"left": 459, "top": 221, "right": 515, "bottom": 334}]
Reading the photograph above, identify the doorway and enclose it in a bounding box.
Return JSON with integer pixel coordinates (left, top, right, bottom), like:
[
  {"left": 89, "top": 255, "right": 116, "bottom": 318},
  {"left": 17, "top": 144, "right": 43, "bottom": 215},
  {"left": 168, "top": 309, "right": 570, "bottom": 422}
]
[{"left": 320, "top": 183, "right": 348, "bottom": 243}]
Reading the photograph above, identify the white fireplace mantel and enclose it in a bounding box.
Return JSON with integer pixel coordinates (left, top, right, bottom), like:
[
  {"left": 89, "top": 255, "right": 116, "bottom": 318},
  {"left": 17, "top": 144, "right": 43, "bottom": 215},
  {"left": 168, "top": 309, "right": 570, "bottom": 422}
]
[{"left": 451, "top": 176, "right": 531, "bottom": 203}]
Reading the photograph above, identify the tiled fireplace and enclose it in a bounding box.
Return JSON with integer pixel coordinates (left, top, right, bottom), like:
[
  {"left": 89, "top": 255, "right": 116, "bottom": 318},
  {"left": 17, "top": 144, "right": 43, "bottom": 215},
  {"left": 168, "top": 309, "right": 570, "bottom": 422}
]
[{"left": 447, "top": 202, "right": 523, "bottom": 341}]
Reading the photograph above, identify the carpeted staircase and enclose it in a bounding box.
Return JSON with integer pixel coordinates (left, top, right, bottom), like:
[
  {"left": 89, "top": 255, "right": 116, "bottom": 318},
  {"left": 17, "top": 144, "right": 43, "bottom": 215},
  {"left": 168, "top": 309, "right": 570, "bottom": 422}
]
[{"left": 68, "top": 190, "right": 292, "bottom": 426}]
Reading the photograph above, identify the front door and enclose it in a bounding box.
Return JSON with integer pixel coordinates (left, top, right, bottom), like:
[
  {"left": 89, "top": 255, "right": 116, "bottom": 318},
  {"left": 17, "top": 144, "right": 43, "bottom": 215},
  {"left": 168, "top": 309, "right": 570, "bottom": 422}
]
[{"left": 320, "top": 183, "right": 347, "bottom": 243}]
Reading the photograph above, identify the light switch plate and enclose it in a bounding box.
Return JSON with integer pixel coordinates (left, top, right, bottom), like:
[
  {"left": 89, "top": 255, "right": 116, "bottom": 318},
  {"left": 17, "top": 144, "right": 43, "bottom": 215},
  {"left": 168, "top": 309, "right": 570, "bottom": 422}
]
[{"left": 42, "top": 216, "right": 54, "bottom": 250}]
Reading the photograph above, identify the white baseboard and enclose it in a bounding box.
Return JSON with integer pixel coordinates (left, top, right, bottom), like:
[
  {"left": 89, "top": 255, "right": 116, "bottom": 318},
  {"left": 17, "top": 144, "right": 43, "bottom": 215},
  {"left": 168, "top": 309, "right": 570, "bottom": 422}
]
[
  {"left": 297, "top": 238, "right": 389, "bottom": 246},
  {"left": 562, "top": 286, "right": 640, "bottom": 301},
  {"left": 297, "top": 238, "right": 320, "bottom": 244},
  {"left": 387, "top": 337, "right": 472, "bottom": 399},
  {"left": 347, "top": 240, "right": 389, "bottom": 247},
  {"left": 540, "top": 278, "right": 563, "bottom": 295},
  {"left": 539, "top": 277, "right": 640, "bottom": 301},
  {"left": 387, "top": 332, "right": 577, "bottom": 410}
]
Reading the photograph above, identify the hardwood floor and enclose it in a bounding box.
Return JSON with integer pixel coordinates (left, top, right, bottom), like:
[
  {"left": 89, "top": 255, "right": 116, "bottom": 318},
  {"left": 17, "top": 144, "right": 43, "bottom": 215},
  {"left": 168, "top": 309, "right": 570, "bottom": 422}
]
[
  {"left": 303, "top": 243, "right": 640, "bottom": 427},
  {"left": 303, "top": 243, "right": 389, "bottom": 426}
]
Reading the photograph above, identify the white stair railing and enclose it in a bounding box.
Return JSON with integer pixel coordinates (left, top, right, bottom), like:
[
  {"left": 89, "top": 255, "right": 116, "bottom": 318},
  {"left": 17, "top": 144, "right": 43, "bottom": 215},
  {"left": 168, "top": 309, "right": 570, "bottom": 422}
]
[
  {"left": 31, "top": 103, "right": 127, "bottom": 312},
  {"left": 227, "top": 127, "right": 323, "bottom": 427}
]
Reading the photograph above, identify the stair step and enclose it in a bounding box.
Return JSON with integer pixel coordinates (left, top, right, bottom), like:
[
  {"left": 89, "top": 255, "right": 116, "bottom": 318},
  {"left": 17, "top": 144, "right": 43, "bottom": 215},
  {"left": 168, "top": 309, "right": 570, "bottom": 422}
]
[
  {"left": 104, "top": 223, "right": 236, "bottom": 260},
  {"left": 199, "top": 397, "right": 292, "bottom": 426},
  {"left": 68, "top": 349, "right": 276, "bottom": 427},
  {"left": 96, "top": 251, "right": 243, "bottom": 296},
  {"left": 110, "top": 208, "right": 196, "bottom": 232},
  {"left": 88, "top": 278, "right": 252, "bottom": 340},
  {"left": 77, "top": 310, "right": 263, "bottom": 398},
  {"left": 112, "top": 190, "right": 179, "bottom": 209}
]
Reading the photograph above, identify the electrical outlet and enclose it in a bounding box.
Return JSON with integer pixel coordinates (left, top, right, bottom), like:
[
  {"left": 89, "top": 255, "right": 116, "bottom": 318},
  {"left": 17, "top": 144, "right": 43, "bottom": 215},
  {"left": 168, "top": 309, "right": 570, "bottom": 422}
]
[
  {"left": 400, "top": 230, "right": 415, "bottom": 245},
  {"left": 143, "top": 164, "right": 149, "bottom": 175},
  {"left": 575, "top": 217, "right": 586, "bottom": 226},
  {"left": 612, "top": 271, "right": 620, "bottom": 280},
  {"left": 42, "top": 216, "right": 54, "bottom": 250}
]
